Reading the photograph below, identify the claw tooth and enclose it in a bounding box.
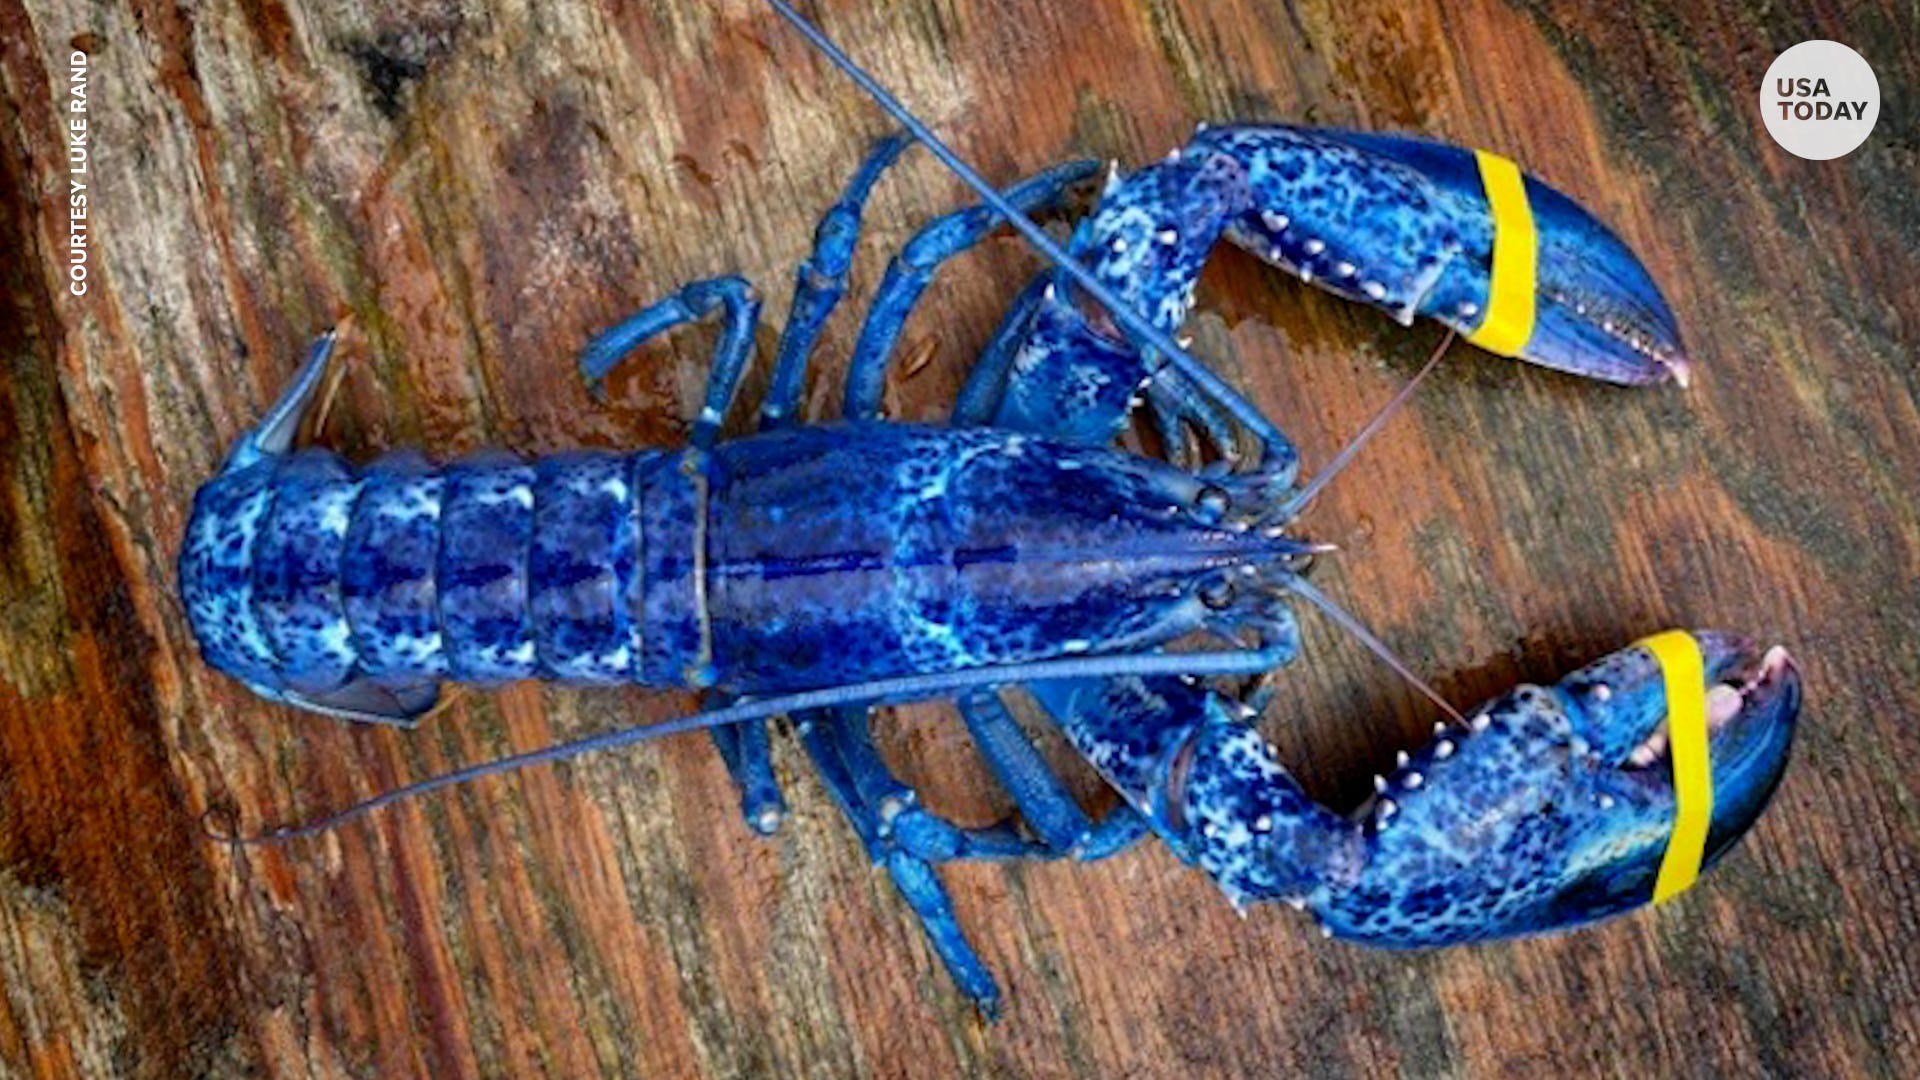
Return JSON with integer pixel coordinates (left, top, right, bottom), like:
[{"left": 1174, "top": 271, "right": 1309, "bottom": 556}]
[
  {"left": 1043, "top": 283, "right": 1056, "bottom": 302},
  {"left": 1471, "top": 712, "right": 1491, "bottom": 731},
  {"left": 1373, "top": 775, "right": 1388, "bottom": 793},
  {"left": 1395, "top": 750, "right": 1409, "bottom": 768},
  {"left": 1300, "top": 266, "right": 1314, "bottom": 283},
  {"left": 1435, "top": 740, "right": 1454, "bottom": 759},
  {"left": 1177, "top": 335, "right": 1193, "bottom": 348},
  {"left": 1287, "top": 897, "right": 1306, "bottom": 911},
  {"left": 1404, "top": 772, "right": 1423, "bottom": 789},
  {"left": 1166, "top": 147, "right": 1182, "bottom": 162},
  {"left": 1362, "top": 281, "right": 1387, "bottom": 301},
  {"left": 1261, "top": 211, "right": 1289, "bottom": 233},
  {"left": 1337, "top": 261, "right": 1355, "bottom": 277},
  {"left": 1433, "top": 721, "right": 1448, "bottom": 735},
  {"left": 1304, "top": 238, "right": 1325, "bottom": 255},
  {"left": 1157, "top": 228, "right": 1179, "bottom": 245},
  {"left": 1376, "top": 799, "right": 1397, "bottom": 821}
]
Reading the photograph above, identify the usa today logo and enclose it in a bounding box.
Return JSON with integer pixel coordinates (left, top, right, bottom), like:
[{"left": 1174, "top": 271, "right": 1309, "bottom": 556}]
[{"left": 1762, "top": 41, "right": 1879, "bottom": 160}]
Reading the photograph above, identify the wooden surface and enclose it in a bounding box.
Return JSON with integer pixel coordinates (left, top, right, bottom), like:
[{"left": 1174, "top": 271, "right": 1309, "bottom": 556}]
[{"left": 2, "top": 0, "right": 1917, "bottom": 1076}]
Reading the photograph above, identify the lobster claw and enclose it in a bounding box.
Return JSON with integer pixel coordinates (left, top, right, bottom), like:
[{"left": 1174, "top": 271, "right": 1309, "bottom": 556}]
[
  {"left": 1190, "top": 125, "right": 1691, "bottom": 387},
  {"left": 1329, "top": 631, "right": 1798, "bottom": 944}
]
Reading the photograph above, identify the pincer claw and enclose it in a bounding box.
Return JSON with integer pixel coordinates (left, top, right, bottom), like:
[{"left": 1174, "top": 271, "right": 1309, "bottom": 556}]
[{"left": 1189, "top": 125, "right": 1692, "bottom": 387}]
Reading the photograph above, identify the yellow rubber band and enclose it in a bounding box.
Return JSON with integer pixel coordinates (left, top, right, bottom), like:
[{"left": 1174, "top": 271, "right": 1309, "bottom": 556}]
[
  {"left": 1465, "top": 149, "right": 1537, "bottom": 357},
  {"left": 1639, "top": 630, "right": 1713, "bottom": 903}
]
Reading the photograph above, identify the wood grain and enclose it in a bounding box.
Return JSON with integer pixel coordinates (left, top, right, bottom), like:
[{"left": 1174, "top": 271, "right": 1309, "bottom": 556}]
[{"left": 2, "top": 0, "right": 1917, "bottom": 1076}]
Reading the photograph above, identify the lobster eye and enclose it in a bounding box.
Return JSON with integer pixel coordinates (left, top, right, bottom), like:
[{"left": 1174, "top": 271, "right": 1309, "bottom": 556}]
[
  {"left": 1193, "top": 486, "right": 1230, "bottom": 524},
  {"left": 1199, "top": 577, "right": 1236, "bottom": 610}
]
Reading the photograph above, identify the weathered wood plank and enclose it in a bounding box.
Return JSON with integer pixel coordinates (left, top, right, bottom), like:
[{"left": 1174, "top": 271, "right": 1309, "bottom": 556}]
[{"left": 1, "top": 0, "right": 1917, "bottom": 1076}]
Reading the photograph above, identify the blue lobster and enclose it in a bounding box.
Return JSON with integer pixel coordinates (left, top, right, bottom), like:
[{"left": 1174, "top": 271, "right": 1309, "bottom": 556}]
[{"left": 181, "top": 8, "right": 1800, "bottom": 1016}]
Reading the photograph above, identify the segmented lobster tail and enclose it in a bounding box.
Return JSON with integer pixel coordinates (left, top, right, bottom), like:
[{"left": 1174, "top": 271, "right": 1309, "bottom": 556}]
[{"left": 179, "top": 447, "right": 683, "bottom": 722}]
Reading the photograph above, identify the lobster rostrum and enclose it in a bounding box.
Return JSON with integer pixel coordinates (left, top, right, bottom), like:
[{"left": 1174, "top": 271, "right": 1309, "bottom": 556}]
[{"left": 179, "top": 5, "right": 1800, "bottom": 1016}]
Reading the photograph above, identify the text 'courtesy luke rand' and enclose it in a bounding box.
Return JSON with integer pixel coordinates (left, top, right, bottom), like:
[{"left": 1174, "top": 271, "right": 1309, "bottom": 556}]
[{"left": 68, "top": 50, "right": 90, "bottom": 296}]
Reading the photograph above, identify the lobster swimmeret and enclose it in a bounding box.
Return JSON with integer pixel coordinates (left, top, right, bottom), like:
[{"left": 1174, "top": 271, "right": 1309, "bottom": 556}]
[{"left": 180, "top": 23, "right": 1799, "bottom": 1014}]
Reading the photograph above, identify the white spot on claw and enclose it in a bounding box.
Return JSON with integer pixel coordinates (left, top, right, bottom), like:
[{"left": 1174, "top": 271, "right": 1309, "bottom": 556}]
[
  {"left": 1261, "top": 211, "right": 1289, "bottom": 232},
  {"left": 1363, "top": 281, "right": 1387, "bottom": 300},
  {"left": 1304, "top": 238, "right": 1325, "bottom": 254}
]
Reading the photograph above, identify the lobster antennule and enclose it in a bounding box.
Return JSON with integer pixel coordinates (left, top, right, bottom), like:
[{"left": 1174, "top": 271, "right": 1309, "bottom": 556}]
[
  {"left": 1279, "top": 329, "right": 1455, "bottom": 521},
  {"left": 1280, "top": 576, "right": 1465, "bottom": 726}
]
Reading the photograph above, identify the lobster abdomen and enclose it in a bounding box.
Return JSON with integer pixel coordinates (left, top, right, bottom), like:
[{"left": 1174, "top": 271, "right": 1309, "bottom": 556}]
[{"left": 180, "top": 446, "right": 679, "bottom": 704}]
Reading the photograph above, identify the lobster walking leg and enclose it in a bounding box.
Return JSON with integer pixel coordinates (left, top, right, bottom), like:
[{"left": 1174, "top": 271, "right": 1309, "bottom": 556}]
[
  {"left": 760, "top": 134, "right": 911, "bottom": 428},
  {"left": 794, "top": 707, "right": 1006, "bottom": 1012},
  {"left": 841, "top": 158, "right": 1098, "bottom": 419},
  {"left": 578, "top": 275, "right": 762, "bottom": 449},
  {"left": 950, "top": 273, "right": 1050, "bottom": 426}
]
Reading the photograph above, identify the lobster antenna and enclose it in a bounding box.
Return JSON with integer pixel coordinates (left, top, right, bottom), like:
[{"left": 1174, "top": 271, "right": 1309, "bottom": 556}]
[
  {"left": 207, "top": 647, "right": 1290, "bottom": 844},
  {"left": 759, "top": 0, "right": 1291, "bottom": 461},
  {"left": 1281, "top": 575, "right": 1467, "bottom": 725},
  {"left": 1279, "top": 329, "right": 1454, "bottom": 520}
]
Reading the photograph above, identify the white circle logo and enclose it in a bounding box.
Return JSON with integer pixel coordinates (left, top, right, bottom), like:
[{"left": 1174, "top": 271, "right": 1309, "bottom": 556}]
[{"left": 1761, "top": 40, "right": 1879, "bottom": 160}]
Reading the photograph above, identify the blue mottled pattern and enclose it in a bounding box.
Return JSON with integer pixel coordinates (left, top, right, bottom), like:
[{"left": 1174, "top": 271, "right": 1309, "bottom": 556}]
[
  {"left": 636, "top": 451, "right": 704, "bottom": 687},
  {"left": 183, "top": 423, "right": 1314, "bottom": 707},
  {"left": 180, "top": 461, "right": 282, "bottom": 687},
  {"left": 340, "top": 454, "right": 448, "bottom": 681},
  {"left": 184, "top": 448, "right": 662, "bottom": 699},
  {"left": 1192, "top": 125, "right": 1462, "bottom": 326},
  {"left": 250, "top": 450, "right": 359, "bottom": 693},
  {"left": 994, "top": 152, "right": 1243, "bottom": 446},
  {"left": 438, "top": 458, "right": 538, "bottom": 682},
  {"left": 703, "top": 422, "right": 1289, "bottom": 696},
  {"left": 1032, "top": 634, "right": 1797, "bottom": 946},
  {"left": 530, "top": 453, "right": 642, "bottom": 682},
  {"left": 996, "top": 124, "right": 1689, "bottom": 445},
  {"left": 1305, "top": 128, "right": 1687, "bottom": 384}
]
